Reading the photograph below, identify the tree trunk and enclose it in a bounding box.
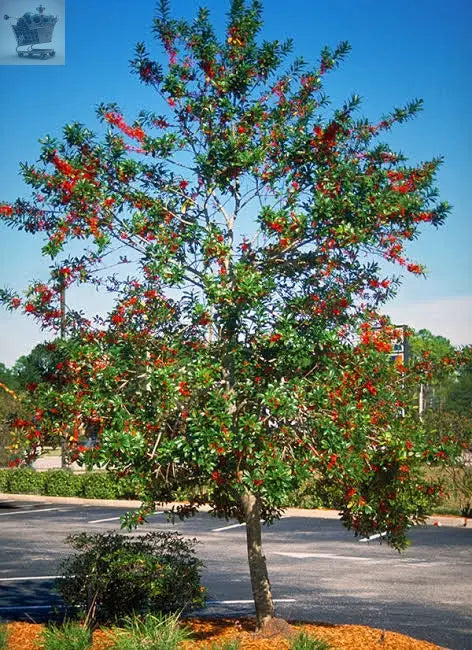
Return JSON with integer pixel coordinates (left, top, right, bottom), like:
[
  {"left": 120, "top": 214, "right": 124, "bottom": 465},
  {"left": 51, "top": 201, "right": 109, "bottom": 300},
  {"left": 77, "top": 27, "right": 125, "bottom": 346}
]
[
  {"left": 240, "top": 490, "right": 275, "bottom": 629},
  {"left": 419, "top": 383, "right": 425, "bottom": 421}
]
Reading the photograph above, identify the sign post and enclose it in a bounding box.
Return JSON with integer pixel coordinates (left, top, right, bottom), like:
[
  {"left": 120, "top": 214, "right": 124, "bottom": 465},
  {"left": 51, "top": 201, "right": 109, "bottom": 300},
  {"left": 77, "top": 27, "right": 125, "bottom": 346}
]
[{"left": 389, "top": 325, "right": 408, "bottom": 367}]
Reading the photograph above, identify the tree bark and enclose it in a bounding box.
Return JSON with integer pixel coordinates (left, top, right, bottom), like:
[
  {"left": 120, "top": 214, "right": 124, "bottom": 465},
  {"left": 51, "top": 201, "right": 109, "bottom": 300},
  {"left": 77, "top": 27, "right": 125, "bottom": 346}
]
[{"left": 240, "top": 490, "right": 275, "bottom": 629}]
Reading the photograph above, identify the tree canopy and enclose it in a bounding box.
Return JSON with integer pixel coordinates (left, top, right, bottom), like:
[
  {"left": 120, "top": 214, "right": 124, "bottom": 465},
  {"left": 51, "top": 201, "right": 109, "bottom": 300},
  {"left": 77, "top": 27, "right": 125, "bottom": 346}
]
[{"left": 1, "top": 0, "right": 470, "bottom": 629}]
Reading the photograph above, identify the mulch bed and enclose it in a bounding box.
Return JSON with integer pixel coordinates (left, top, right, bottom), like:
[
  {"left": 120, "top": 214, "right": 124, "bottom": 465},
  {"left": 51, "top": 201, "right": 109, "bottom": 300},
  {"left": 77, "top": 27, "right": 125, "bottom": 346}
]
[{"left": 5, "top": 617, "right": 444, "bottom": 649}]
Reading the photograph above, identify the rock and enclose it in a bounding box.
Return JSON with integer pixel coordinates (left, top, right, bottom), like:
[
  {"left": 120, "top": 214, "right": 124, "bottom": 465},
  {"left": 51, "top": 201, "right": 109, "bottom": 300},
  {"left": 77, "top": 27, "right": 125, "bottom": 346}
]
[{"left": 254, "top": 617, "right": 297, "bottom": 639}]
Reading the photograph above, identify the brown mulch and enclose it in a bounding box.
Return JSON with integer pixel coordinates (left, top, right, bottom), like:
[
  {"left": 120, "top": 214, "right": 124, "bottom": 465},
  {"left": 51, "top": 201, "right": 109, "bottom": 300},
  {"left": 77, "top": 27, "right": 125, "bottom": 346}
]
[{"left": 5, "top": 617, "right": 444, "bottom": 650}]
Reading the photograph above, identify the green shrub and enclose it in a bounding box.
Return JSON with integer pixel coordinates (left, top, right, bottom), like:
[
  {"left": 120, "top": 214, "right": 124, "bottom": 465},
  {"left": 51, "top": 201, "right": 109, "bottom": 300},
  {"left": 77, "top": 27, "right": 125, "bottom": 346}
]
[
  {"left": 43, "top": 470, "right": 83, "bottom": 497},
  {"left": 283, "top": 477, "right": 344, "bottom": 510},
  {"left": 284, "top": 484, "right": 324, "bottom": 509},
  {"left": 0, "top": 469, "right": 10, "bottom": 492},
  {"left": 79, "top": 472, "right": 146, "bottom": 500},
  {"left": 80, "top": 472, "right": 120, "bottom": 500},
  {"left": 57, "top": 531, "right": 206, "bottom": 626},
  {"left": 40, "top": 620, "right": 91, "bottom": 649},
  {"left": 7, "top": 468, "right": 45, "bottom": 494},
  {"left": 0, "top": 467, "right": 147, "bottom": 500},
  {"left": 114, "top": 476, "right": 145, "bottom": 500},
  {"left": 290, "top": 632, "right": 332, "bottom": 650},
  {"left": 106, "top": 612, "right": 192, "bottom": 650}
]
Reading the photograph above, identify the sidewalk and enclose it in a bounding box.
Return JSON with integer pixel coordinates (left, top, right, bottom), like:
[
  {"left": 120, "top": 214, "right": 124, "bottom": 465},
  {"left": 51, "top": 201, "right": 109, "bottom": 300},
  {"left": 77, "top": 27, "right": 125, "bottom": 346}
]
[{"left": 0, "top": 492, "right": 469, "bottom": 528}]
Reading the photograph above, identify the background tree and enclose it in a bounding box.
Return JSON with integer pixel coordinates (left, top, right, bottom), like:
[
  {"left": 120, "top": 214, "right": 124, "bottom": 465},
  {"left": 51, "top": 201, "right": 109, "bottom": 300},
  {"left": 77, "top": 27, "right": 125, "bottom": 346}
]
[
  {"left": 0, "top": 366, "right": 27, "bottom": 468},
  {"left": 1, "top": 0, "right": 470, "bottom": 631},
  {"left": 406, "top": 328, "right": 471, "bottom": 453},
  {"left": 407, "top": 330, "right": 471, "bottom": 518},
  {"left": 0, "top": 363, "right": 15, "bottom": 389},
  {"left": 0, "top": 383, "right": 22, "bottom": 468},
  {"left": 0, "top": 342, "right": 72, "bottom": 465},
  {"left": 408, "top": 328, "right": 456, "bottom": 414},
  {"left": 11, "top": 342, "right": 64, "bottom": 391},
  {"left": 444, "top": 360, "right": 472, "bottom": 418}
]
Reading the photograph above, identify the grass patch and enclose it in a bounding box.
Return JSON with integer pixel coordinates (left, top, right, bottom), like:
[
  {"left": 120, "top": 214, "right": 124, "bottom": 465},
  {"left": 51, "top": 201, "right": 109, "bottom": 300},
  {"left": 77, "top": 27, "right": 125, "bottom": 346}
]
[
  {"left": 0, "top": 620, "right": 8, "bottom": 650},
  {"left": 290, "top": 631, "right": 332, "bottom": 649},
  {"left": 41, "top": 620, "right": 91, "bottom": 649},
  {"left": 106, "top": 612, "right": 193, "bottom": 649}
]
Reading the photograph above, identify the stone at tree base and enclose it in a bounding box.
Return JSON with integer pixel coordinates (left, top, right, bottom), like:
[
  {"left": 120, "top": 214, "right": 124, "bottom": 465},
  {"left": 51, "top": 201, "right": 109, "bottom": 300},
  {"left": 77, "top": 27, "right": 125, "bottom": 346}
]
[{"left": 254, "top": 617, "right": 296, "bottom": 639}]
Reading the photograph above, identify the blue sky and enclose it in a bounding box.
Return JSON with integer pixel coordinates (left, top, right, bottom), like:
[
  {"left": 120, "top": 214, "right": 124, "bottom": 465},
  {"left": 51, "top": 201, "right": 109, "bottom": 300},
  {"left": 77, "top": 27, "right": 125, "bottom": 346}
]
[{"left": 0, "top": 0, "right": 471, "bottom": 365}]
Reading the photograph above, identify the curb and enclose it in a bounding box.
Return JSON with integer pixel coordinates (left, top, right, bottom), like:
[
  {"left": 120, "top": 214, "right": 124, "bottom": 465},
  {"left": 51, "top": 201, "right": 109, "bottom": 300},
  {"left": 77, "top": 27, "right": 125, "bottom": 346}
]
[
  {"left": 0, "top": 493, "right": 469, "bottom": 527},
  {"left": 0, "top": 492, "right": 208, "bottom": 512}
]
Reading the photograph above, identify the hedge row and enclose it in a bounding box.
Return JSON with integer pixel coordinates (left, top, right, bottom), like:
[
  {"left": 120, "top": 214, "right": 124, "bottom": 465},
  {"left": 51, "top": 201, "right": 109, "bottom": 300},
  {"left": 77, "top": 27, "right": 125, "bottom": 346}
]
[
  {"left": 0, "top": 467, "right": 344, "bottom": 510},
  {"left": 0, "top": 468, "right": 467, "bottom": 517},
  {"left": 0, "top": 468, "right": 144, "bottom": 500}
]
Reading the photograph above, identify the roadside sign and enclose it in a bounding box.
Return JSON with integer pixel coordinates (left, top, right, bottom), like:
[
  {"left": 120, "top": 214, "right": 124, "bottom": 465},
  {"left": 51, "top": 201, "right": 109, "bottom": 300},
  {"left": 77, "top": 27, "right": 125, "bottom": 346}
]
[{"left": 390, "top": 325, "right": 408, "bottom": 366}]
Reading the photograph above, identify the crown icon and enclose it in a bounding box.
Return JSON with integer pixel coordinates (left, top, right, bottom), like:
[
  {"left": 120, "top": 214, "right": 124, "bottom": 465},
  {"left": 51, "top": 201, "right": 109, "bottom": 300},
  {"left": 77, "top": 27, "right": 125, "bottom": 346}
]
[{"left": 4, "top": 4, "right": 58, "bottom": 59}]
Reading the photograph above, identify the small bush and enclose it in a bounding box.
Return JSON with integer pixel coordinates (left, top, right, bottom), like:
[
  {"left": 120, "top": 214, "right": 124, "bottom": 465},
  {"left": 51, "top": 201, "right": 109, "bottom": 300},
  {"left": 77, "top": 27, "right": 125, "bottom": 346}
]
[
  {"left": 7, "top": 468, "right": 45, "bottom": 494},
  {"left": 0, "top": 467, "right": 146, "bottom": 500},
  {"left": 80, "top": 472, "right": 120, "bottom": 500},
  {"left": 0, "top": 469, "right": 10, "bottom": 492},
  {"left": 43, "top": 470, "right": 83, "bottom": 497},
  {"left": 283, "top": 476, "right": 344, "bottom": 510},
  {"left": 57, "top": 531, "right": 206, "bottom": 626},
  {"left": 106, "top": 612, "right": 192, "bottom": 650},
  {"left": 290, "top": 632, "right": 332, "bottom": 650},
  {"left": 40, "top": 620, "right": 91, "bottom": 650},
  {"left": 114, "top": 475, "right": 145, "bottom": 500}
]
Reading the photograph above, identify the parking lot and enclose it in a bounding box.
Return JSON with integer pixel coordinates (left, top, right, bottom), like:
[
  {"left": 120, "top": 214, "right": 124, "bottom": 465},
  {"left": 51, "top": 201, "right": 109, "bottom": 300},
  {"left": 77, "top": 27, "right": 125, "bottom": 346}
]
[{"left": 0, "top": 498, "right": 471, "bottom": 649}]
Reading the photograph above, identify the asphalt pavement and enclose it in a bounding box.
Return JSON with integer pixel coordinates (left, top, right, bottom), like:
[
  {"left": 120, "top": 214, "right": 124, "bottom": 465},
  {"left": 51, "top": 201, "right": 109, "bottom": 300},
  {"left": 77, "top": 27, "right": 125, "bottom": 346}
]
[{"left": 0, "top": 495, "right": 471, "bottom": 649}]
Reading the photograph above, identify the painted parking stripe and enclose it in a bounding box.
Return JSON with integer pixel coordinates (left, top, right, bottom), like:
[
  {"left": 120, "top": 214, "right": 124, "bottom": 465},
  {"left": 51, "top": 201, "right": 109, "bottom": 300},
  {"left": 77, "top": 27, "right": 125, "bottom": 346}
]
[
  {"left": 0, "top": 599, "right": 296, "bottom": 613},
  {"left": 359, "top": 532, "right": 387, "bottom": 542},
  {"left": 88, "top": 511, "right": 163, "bottom": 524},
  {"left": 0, "top": 605, "right": 64, "bottom": 612},
  {"left": 0, "top": 575, "right": 60, "bottom": 582},
  {"left": 212, "top": 515, "right": 290, "bottom": 532},
  {"left": 273, "top": 552, "right": 381, "bottom": 562},
  {"left": 207, "top": 599, "right": 296, "bottom": 605},
  {"left": 0, "top": 507, "right": 66, "bottom": 516},
  {"left": 212, "top": 522, "right": 246, "bottom": 532},
  {"left": 88, "top": 516, "right": 122, "bottom": 524}
]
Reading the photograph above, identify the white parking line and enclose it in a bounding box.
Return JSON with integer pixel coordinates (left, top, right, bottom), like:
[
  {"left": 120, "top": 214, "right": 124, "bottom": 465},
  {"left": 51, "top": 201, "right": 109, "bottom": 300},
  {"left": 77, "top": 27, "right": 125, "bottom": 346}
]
[
  {"left": 88, "top": 511, "right": 163, "bottom": 524},
  {"left": 212, "top": 515, "right": 290, "bottom": 532},
  {"left": 359, "top": 532, "right": 387, "bottom": 542},
  {"left": 206, "top": 598, "right": 296, "bottom": 605},
  {"left": 0, "top": 507, "right": 65, "bottom": 516},
  {"left": 0, "top": 599, "right": 296, "bottom": 613},
  {"left": 0, "top": 605, "right": 63, "bottom": 612},
  {"left": 212, "top": 522, "right": 247, "bottom": 532},
  {"left": 0, "top": 575, "right": 60, "bottom": 582},
  {"left": 88, "top": 516, "right": 122, "bottom": 524},
  {"left": 273, "top": 552, "right": 382, "bottom": 562}
]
